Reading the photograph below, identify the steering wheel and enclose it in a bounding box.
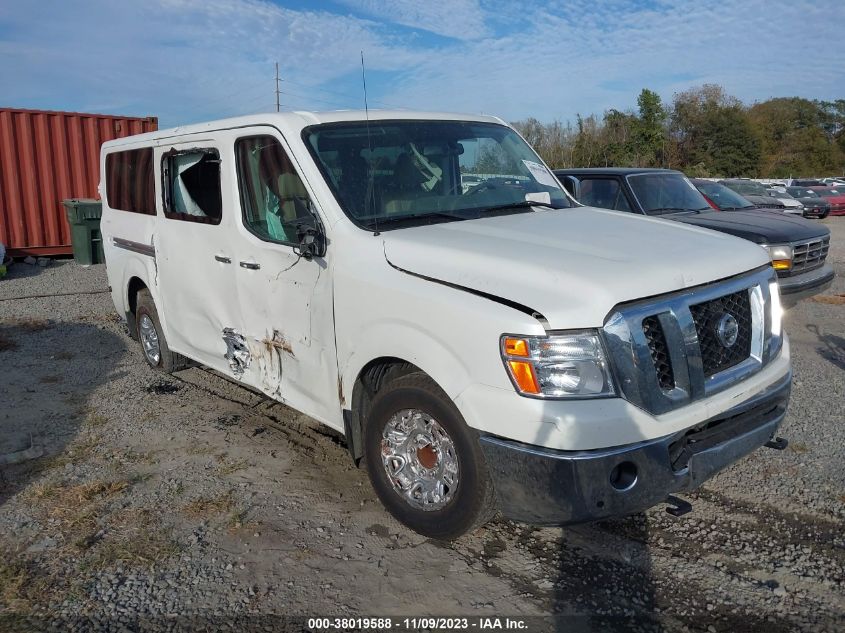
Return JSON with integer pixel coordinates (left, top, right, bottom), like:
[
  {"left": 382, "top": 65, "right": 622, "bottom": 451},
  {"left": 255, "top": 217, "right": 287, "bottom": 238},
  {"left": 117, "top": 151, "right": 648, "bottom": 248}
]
[{"left": 467, "top": 180, "right": 499, "bottom": 195}]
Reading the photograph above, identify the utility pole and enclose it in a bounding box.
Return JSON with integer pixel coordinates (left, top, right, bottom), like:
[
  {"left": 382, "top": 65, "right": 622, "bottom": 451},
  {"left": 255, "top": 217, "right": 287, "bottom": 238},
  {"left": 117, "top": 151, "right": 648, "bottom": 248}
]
[{"left": 275, "top": 62, "right": 281, "bottom": 112}]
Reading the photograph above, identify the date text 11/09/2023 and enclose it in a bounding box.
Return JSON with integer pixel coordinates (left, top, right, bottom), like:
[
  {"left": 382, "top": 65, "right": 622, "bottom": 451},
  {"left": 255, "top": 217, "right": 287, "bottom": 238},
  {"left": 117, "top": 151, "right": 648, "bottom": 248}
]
[{"left": 307, "top": 617, "right": 529, "bottom": 630}]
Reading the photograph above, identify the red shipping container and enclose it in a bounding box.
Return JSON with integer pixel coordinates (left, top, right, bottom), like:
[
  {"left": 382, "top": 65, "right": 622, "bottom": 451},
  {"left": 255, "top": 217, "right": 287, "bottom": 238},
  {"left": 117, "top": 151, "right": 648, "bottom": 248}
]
[{"left": 0, "top": 107, "right": 157, "bottom": 256}]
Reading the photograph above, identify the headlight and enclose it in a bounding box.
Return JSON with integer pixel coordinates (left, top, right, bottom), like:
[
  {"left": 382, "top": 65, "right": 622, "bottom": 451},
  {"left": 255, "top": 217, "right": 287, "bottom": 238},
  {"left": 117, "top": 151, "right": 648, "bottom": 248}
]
[
  {"left": 762, "top": 244, "right": 793, "bottom": 271},
  {"left": 501, "top": 332, "right": 615, "bottom": 398}
]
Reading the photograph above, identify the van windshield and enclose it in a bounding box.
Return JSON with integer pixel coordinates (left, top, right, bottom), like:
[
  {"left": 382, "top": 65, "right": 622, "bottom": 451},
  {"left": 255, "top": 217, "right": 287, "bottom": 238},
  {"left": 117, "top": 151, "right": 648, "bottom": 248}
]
[{"left": 304, "top": 120, "right": 570, "bottom": 230}]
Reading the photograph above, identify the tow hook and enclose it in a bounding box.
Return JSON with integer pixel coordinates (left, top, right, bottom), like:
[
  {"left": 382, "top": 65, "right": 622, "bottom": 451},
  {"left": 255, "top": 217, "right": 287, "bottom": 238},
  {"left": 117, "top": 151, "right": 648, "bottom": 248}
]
[
  {"left": 665, "top": 495, "right": 693, "bottom": 517},
  {"left": 765, "top": 437, "right": 788, "bottom": 450}
]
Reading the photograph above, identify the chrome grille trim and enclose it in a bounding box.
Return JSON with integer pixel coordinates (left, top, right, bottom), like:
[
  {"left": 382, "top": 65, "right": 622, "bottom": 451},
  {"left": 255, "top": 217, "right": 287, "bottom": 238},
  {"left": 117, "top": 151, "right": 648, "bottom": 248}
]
[
  {"left": 791, "top": 236, "right": 829, "bottom": 274},
  {"left": 602, "top": 267, "right": 779, "bottom": 416}
]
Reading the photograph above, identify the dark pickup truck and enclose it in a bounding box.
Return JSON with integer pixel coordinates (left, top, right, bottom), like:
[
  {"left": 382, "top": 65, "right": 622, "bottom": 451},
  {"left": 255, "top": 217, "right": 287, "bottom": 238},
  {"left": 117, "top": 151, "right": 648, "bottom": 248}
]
[{"left": 554, "top": 168, "right": 834, "bottom": 307}]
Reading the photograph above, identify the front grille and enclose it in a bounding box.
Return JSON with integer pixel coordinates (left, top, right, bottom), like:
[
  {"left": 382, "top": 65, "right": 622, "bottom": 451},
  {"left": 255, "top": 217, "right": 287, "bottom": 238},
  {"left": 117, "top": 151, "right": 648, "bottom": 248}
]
[
  {"left": 758, "top": 203, "right": 782, "bottom": 209},
  {"left": 689, "top": 290, "right": 752, "bottom": 378},
  {"left": 642, "top": 316, "right": 674, "bottom": 391},
  {"left": 602, "top": 267, "right": 776, "bottom": 416},
  {"left": 792, "top": 236, "right": 829, "bottom": 273}
]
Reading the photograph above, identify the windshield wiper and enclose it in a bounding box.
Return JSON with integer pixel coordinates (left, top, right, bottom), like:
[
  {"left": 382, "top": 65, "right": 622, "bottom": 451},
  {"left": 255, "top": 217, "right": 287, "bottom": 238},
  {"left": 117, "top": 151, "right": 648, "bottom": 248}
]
[
  {"left": 648, "top": 206, "right": 711, "bottom": 215},
  {"left": 482, "top": 200, "right": 561, "bottom": 214},
  {"left": 366, "top": 211, "right": 467, "bottom": 231}
]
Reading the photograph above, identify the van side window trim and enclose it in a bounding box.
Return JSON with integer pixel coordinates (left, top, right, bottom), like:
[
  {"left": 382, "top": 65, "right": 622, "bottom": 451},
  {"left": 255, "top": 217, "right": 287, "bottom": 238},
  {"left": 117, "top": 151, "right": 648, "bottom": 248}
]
[{"left": 160, "top": 146, "right": 223, "bottom": 225}]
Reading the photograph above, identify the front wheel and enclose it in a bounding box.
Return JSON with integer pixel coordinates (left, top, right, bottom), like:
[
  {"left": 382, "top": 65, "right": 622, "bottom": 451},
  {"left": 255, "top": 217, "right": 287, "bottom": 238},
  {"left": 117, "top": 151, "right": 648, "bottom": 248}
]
[{"left": 364, "top": 373, "right": 497, "bottom": 540}]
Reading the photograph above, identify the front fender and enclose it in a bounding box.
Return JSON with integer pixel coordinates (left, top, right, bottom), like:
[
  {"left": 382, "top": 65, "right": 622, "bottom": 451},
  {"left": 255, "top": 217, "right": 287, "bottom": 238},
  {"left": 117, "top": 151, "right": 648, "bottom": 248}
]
[{"left": 340, "top": 317, "right": 473, "bottom": 405}]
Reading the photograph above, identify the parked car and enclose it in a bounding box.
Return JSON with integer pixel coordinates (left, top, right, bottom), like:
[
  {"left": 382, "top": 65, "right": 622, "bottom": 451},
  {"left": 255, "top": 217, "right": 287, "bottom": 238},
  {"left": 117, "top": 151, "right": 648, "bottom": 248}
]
[
  {"left": 719, "top": 179, "right": 786, "bottom": 210},
  {"left": 785, "top": 187, "right": 831, "bottom": 219},
  {"left": 555, "top": 168, "right": 834, "bottom": 307},
  {"left": 765, "top": 188, "right": 804, "bottom": 214},
  {"left": 692, "top": 179, "right": 802, "bottom": 214},
  {"left": 100, "top": 112, "right": 794, "bottom": 539},
  {"left": 790, "top": 179, "right": 826, "bottom": 187},
  {"left": 692, "top": 179, "right": 763, "bottom": 211},
  {"left": 808, "top": 186, "right": 845, "bottom": 215},
  {"left": 820, "top": 178, "right": 845, "bottom": 186}
]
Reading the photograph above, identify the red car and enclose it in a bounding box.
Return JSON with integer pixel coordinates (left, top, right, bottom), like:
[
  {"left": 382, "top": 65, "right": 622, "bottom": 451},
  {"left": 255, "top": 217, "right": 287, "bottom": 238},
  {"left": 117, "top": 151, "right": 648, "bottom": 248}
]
[{"left": 809, "top": 186, "right": 845, "bottom": 215}]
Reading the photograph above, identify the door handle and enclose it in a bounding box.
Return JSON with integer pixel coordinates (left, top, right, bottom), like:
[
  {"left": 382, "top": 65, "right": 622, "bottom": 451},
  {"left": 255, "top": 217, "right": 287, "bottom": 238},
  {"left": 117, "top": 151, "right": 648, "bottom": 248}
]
[
  {"left": 214, "top": 255, "right": 232, "bottom": 264},
  {"left": 239, "top": 261, "right": 260, "bottom": 270}
]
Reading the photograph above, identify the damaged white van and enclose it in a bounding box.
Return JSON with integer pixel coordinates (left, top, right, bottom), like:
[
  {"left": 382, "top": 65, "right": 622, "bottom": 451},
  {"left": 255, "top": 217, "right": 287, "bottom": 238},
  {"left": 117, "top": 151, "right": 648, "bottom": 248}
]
[{"left": 101, "top": 111, "right": 791, "bottom": 539}]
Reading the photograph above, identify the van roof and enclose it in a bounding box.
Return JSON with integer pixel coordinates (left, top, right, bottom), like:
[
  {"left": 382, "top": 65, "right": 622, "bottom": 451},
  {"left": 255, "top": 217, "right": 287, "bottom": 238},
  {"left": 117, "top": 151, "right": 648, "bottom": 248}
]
[{"left": 101, "top": 110, "right": 506, "bottom": 149}]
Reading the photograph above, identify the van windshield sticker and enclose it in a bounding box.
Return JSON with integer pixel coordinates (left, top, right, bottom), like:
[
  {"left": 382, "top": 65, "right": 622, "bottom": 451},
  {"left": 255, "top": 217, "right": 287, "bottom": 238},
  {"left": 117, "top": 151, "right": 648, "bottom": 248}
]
[
  {"left": 525, "top": 191, "right": 551, "bottom": 205},
  {"left": 522, "top": 160, "right": 561, "bottom": 189}
]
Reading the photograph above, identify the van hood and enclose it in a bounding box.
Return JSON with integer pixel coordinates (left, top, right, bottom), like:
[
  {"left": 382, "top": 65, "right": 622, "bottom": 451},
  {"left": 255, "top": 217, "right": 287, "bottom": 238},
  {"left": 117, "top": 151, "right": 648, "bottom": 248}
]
[{"left": 381, "top": 207, "right": 770, "bottom": 329}]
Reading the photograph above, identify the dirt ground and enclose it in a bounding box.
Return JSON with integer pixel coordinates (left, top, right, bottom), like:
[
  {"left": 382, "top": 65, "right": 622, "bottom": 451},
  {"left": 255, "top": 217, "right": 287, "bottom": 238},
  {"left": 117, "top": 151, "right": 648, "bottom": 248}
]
[{"left": 1, "top": 219, "right": 843, "bottom": 633}]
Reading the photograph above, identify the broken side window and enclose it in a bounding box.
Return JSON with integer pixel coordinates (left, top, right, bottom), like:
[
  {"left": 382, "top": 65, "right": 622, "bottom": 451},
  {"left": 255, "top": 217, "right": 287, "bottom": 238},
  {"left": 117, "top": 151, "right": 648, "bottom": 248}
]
[
  {"left": 162, "top": 148, "right": 223, "bottom": 224},
  {"left": 235, "top": 135, "right": 312, "bottom": 245}
]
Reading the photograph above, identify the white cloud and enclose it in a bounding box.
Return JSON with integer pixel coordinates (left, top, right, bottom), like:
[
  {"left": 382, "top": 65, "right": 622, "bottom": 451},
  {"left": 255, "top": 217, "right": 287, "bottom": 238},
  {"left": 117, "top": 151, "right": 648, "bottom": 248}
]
[
  {"left": 0, "top": 0, "right": 842, "bottom": 127},
  {"left": 336, "top": 0, "right": 489, "bottom": 40},
  {"left": 0, "top": 0, "right": 423, "bottom": 124},
  {"left": 379, "top": 0, "right": 845, "bottom": 121}
]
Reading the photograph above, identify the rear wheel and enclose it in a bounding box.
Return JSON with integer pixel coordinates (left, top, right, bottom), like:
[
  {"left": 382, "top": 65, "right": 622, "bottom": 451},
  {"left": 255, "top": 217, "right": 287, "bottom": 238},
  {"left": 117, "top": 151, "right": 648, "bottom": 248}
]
[
  {"left": 364, "top": 373, "right": 496, "bottom": 540},
  {"left": 135, "top": 289, "right": 187, "bottom": 373}
]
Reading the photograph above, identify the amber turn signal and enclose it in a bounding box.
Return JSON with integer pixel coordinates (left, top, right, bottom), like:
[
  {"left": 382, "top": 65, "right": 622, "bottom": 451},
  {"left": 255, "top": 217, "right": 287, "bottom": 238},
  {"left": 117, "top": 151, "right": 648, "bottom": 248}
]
[
  {"left": 507, "top": 360, "right": 540, "bottom": 394},
  {"left": 771, "top": 259, "right": 791, "bottom": 271},
  {"left": 504, "top": 337, "right": 529, "bottom": 357}
]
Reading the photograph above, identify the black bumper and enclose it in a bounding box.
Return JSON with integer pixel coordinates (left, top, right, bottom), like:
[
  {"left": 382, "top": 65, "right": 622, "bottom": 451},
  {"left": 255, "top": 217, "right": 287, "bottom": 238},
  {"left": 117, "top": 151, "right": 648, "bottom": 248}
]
[
  {"left": 480, "top": 371, "right": 791, "bottom": 526},
  {"left": 778, "top": 264, "right": 834, "bottom": 307}
]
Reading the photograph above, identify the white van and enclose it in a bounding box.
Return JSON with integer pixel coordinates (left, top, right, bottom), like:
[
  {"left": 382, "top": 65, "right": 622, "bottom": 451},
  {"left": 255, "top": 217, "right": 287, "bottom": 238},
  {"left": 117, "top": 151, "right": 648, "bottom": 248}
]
[{"left": 100, "top": 111, "right": 791, "bottom": 539}]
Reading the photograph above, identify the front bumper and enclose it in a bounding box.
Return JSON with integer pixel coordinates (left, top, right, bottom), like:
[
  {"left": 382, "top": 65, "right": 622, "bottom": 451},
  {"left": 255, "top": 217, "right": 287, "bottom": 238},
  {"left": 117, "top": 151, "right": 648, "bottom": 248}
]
[
  {"left": 778, "top": 264, "right": 834, "bottom": 307},
  {"left": 480, "top": 370, "right": 791, "bottom": 526}
]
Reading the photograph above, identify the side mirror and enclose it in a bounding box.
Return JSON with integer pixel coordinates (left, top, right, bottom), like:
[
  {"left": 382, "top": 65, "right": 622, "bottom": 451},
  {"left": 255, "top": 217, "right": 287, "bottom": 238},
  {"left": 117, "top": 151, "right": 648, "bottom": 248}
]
[{"left": 294, "top": 213, "right": 326, "bottom": 260}]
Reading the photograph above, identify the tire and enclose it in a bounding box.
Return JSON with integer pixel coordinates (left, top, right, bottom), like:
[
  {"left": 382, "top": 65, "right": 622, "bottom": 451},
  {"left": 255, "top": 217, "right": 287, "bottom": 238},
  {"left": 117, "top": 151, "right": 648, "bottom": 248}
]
[
  {"left": 363, "top": 372, "right": 497, "bottom": 540},
  {"left": 135, "top": 289, "right": 187, "bottom": 373}
]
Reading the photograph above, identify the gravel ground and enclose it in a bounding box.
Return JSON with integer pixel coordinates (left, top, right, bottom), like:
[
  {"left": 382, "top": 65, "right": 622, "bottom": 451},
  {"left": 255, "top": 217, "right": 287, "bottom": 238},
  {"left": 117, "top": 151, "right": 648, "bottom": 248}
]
[{"left": 0, "top": 220, "right": 843, "bottom": 632}]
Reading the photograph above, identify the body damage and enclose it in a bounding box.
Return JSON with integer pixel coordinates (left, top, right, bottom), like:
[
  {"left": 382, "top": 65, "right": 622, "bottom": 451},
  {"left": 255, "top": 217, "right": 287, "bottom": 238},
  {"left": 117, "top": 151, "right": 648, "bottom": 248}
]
[{"left": 222, "top": 328, "right": 295, "bottom": 396}]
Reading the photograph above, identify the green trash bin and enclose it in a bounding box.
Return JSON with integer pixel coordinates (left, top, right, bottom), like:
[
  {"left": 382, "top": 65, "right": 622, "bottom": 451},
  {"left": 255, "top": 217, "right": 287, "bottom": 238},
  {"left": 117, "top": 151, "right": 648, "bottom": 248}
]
[{"left": 63, "top": 199, "right": 104, "bottom": 265}]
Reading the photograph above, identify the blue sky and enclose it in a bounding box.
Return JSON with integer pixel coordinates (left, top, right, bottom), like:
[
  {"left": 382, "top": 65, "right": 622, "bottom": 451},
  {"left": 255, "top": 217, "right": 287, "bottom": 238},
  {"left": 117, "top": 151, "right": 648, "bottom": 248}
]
[{"left": 2, "top": 0, "right": 843, "bottom": 128}]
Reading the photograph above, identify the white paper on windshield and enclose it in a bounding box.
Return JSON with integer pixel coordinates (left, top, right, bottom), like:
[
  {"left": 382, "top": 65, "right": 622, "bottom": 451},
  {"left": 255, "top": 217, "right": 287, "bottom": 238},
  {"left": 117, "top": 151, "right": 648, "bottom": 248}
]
[
  {"left": 525, "top": 191, "right": 551, "bottom": 205},
  {"left": 522, "top": 160, "right": 561, "bottom": 188},
  {"left": 683, "top": 177, "right": 698, "bottom": 191}
]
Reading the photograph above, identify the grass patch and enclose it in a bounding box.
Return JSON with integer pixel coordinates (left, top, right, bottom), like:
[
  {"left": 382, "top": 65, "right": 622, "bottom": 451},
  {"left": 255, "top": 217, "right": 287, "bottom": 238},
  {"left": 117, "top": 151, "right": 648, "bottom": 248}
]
[
  {"left": 0, "top": 553, "right": 64, "bottom": 611},
  {"left": 213, "top": 453, "right": 248, "bottom": 476},
  {"left": 186, "top": 443, "right": 215, "bottom": 456},
  {"left": 78, "top": 507, "right": 181, "bottom": 571},
  {"left": 181, "top": 492, "right": 234, "bottom": 519},
  {"left": 85, "top": 413, "right": 109, "bottom": 429}
]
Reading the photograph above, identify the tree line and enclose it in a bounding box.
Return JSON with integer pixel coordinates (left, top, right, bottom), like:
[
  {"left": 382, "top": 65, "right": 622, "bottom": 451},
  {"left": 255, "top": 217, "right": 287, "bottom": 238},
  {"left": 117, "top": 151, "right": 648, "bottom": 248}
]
[{"left": 512, "top": 85, "right": 845, "bottom": 178}]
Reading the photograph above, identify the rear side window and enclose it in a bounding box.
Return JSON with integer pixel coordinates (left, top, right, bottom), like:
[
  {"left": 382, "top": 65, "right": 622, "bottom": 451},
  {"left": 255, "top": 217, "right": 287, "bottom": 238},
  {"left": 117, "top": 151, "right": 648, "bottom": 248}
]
[
  {"left": 105, "top": 148, "right": 155, "bottom": 214},
  {"left": 162, "top": 149, "right": 222, "bottom": 224}
]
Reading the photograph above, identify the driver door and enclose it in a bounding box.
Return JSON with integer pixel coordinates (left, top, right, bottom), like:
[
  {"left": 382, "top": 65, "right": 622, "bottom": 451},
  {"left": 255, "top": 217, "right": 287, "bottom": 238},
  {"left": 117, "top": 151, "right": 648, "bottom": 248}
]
[{"left": 226, "top": 128, "right": 340, "bottom": 427}]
